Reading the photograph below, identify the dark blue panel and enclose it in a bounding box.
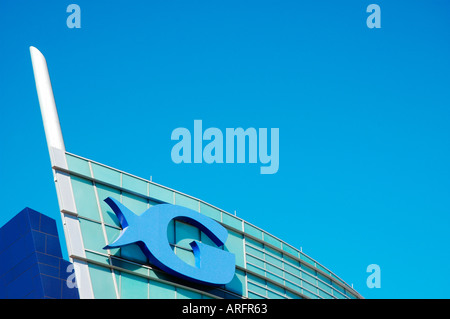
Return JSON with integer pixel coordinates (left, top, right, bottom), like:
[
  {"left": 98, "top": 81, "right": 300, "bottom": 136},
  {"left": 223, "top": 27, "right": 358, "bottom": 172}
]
[
  {"left": 0, "top": 207, "right": 79, "bottom": 299},
  {"left": 24, "top": 289, "right": 43, "bottom": 299},
  {"left": 5, "top": 267, "right": 35, "bottom": 298},
  {"left": 38, "top": 263, "right": 60, "bottom": 278},
  {"left": 39, "top": 214, "right": 58, "bottom": 237},
  {"left": 62, "top": 280, "right": 79, "bottom": 299},
  {"left": 26, "top": 208, "right": 41, "bottom": 232},
  {"left": 31, "top": 230, "right": 46, "bottom": 254},
  {"left": 59, "top": 259, "right": 72, "bottom": 279},
  {"left": 0, "top": 232, "right": 36, "bottom": 276},
  {"left": 41, "top": 274, "right": 62, "bottom": 299},
  {"left": 46, "top": 234, "right": 63, "bottom": 257},
  {"left": 1, "top": 253, "right": 39, "bottom": 287},
  {"left": 36, "top": 252, "right": 60, "bottom": 267}
]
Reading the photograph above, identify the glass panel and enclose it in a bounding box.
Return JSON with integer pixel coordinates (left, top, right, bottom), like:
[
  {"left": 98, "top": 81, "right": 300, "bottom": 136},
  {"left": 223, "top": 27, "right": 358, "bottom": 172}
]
[
  {"left": 88, "top": 263, "right": 116, "bottom": 299},
  {"left": 244, "top": 222, "right": 263, "bottom": 240},
  {"left": 95, "top": 182, "right": 121, "bottom": 226},
  {"left": 175, "top": 221, "right": 200, "bottom": 249},
  {"left": 316, "top": 263, "right": 329, "bottom": 275},
  {"left": 247, "top": 273, "right": 266, "bottom": 286},
  {"left": 265, "top": 253, "right": 282, "bottom": 268},
  {"left": 225, "top": 269, "right": 246, "bottom": 296},
  {"left": 122, "top": 174, "right": 148, "bottom": 196},
  {"left": 111, "top": 257, "right": 148, "bottom": 277},
  {"left": 263, "top": 233, "right": 281, "bottom": 249},
  {"left": 346, "top": 291, "right": 357, "bottom": 299},
  {"left": 286, "top": 290, "right": 303, "bottom": 299},
  {"left": 282, "top": 244, "right": 299, "bottom": 257},
  {"left": 283, "top": 254, "right": 299, "bottom": 267},
  {"left": 302, "top": 280, "right": 318, "bottom": 295},
  {"left": 177, "top": 287, "right": 202, "bottom": 299},
  {"left": 149, "top": 183, "right": 174, "bottom": 204},
  {"left": 91, "top": 163, "right": 121, "bottom": 187},
  {"left": 248, "top": 292, "right": 265, "bottom": 299},
  {"left": 71, "top": 176, "right": 101, "bottom": 221},
  {"left": 245, "top": 237, "right": 263, "bottom": 249},
  {"left": 266, "top": 270, "right": 283, "bottom": 284},
  {"left": 247, "top": 282, "right": 266, "bottom": 297},
  {"left": 332, "top": 281, "right": 345, "bottom": 294},
  {"left": 245, "top": 245, "right": 264, "bottom": 259},
  {"left": 222, "top": 213, "right": 242, "bottom": 231},
  {"left": 317, "top": 272, "right": 332, "bottom": 285},
  {"left": 264, "top": 245, "right": 282, "bottom": 258},
  {"left": 224, "top": 230, "right": 245, "bottom": 268},
  {"left": 149, "top": 280, "right": 176, "bottom": 299},
  {"left": 66, "top": 154, "right": 91, "bottom": 177},
  {"left": 268, "top": 290, "right": 285, "bottom": 299},
  {"left": 79, "top": 218, "right": 105, "bottom": 252},
  {"left": 175, "top": 247, "right": 195, "bottom": 267},
  {"left": 301, "top": 271, "right": 318, "bottom": 286},
  {"left": 120, "top": 244, "right": 148, "bottom": 264},
  {"left": 199, "top": 203, "right": 221, "bottom": 222},
  {"left": 246, "top": 263, "right": 265, "bottom": 277},
  {"left": 318, "top": 289, "right": 333, "bottom": 299},
  {"left": 332, "top": 287, "right": 346, "bottom": 299},
  {"left": 318, "top": 280, "right": 332, "bottom": 294},
  {"left": 284, "top": 262, "right": 300, "bottom": 276},
  {"left": 301, "top": 264, "right": 316, "bottom": 276},
  {"left": 200, "top": 229, "right": 216, "bottom": 247},
  {"left": 122, "top": 191, "right": 148, "bottom": 215},
  {"left": 285, "top": 272, "right": 301, "bottom": 287},
  {"left": 299, "top": 253, "right": 315, "bottom": 266},
  {"left": 104, "top": 225, "right": 121, "bottom": 256},
  {"left": 267, "top": 281, "right": 285, "bottom": 295},
  {"left": 175, "top": 193, "right": 199, "bottom": 211},
  {"left": 120, "top": 272, "right": 148, "bottom": 299},
  {"left": 302, "top": 288, "right": 317, "bottom": 299},
  {"left": 246, "top": 255, "right": 264, "bottom": 268}
]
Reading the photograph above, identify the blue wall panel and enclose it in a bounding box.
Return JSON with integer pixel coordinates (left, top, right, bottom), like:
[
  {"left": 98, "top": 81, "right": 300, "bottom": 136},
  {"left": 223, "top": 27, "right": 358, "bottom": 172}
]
[{"left": 0, "top": 207, "right": 79, "bottom": 299}]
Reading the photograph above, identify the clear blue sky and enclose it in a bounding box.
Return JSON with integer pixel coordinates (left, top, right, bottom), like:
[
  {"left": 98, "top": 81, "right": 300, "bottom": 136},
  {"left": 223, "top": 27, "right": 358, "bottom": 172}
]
[{"left": 1, "top": 1, "right": 449, "bottom": 299}]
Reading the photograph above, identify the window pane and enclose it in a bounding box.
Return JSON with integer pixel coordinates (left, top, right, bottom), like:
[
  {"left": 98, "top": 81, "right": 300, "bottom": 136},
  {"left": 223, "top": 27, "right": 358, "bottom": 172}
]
[
  {"left": 95, "top": 183, "right": 121, "bottom": 226},
  {"left": 88, "top": 263, "right": 116, "bottom": 299},
  {"left": 199, "top": 203, "right": 221, "bottom": 222},
  {"left": 224, "top": 230, "right": 244, "bottom": 268},
  {"left": 149, "top": 281, "right": 175, "bottom": 299},
  {"left": 222, "top": 213, "right": 242, "bottom": 231},
  {"left": 91, "top": 163, "right": 121, "bottom": 187},
  {"left": 71, "top": 176, "right": 100, "bottom": 221},
  {"left": 66, "top": 154, "right": 91, "bottom": 177},
  {"left": 122, "top": 174, "right": 148, "bottom": 196},
  {"left": 121, "top": 272, "right": 148, "bottom": 299},
  {"left": 175, "top": 221, "right": 199, "bottom": 249},
  {"left": 122, "top": 191, "right": 148, "bottom": 215},
  {"left": 149, "top": 183, "right": 174, "bottom": 204},
  {"left": 79, "top": 218, "right": 105, "bottom": 252},
  {"left": 175, "top": 193, "right": 199, "bottom": 211}
]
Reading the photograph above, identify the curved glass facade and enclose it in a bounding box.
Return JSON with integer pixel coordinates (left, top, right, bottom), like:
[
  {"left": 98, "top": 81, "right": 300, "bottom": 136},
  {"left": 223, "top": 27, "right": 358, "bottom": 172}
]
[{"left": 57, "top": 151, "right": 362, "bottom": 299}]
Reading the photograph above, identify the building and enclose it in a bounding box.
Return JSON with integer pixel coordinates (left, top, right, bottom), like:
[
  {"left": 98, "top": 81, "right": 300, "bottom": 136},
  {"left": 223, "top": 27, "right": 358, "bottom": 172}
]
[
  {"left": 20, "top": 46, "right": 363, "bottom": 299},
  {"left": 0, "top": 207, "right": 79, "bottom": 299}
]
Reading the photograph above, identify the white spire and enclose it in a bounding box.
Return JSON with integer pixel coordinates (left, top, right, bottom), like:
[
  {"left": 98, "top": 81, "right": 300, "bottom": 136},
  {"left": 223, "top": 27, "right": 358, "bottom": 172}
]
[{"left": 30, "top": 46, "right": 65, "bottom": 151}]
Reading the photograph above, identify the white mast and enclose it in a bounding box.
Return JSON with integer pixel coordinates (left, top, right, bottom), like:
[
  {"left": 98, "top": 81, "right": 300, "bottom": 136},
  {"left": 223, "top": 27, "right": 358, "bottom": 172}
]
[
  {"left": 29, "top": 47, "right": 95, "bottom": 299},
  {"left": 29, "top": 46, "right": 65, "bottom": 152}
]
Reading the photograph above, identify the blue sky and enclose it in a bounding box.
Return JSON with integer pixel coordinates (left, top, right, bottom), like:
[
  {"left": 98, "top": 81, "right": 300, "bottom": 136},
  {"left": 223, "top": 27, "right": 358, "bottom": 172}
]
[{"left": 1, "top": 1, "right": 450, "bottom": 298}]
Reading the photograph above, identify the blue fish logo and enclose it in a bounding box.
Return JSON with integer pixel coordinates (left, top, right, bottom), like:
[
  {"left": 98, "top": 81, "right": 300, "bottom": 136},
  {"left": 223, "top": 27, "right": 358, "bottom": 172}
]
[{"left": 103, "top": 197, "right": 235, "bottom": 286}]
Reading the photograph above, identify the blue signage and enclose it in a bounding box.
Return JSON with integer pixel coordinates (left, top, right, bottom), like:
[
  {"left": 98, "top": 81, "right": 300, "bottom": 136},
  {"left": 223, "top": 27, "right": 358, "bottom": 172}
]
[{"left": 103, "top": 197, "right": 235, "bottom": 286}]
